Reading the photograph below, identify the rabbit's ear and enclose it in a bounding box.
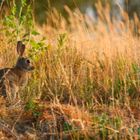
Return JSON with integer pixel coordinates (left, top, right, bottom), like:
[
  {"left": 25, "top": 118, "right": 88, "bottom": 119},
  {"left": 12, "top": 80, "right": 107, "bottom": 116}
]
[{"left": 17, "top": 41, "right": 25, "bottom": 56}]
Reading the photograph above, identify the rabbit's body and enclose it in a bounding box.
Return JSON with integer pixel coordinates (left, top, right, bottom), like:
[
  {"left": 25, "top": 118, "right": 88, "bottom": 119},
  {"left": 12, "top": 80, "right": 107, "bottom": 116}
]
[
  {"left": 0, "top": 67, "right": 29, "bottom": 98},
  {"left": 0, "top": 68, "right": 9, "bottom": 79},
  {"left": 0, "top": 41, "right": 34, "bottom": 100}
]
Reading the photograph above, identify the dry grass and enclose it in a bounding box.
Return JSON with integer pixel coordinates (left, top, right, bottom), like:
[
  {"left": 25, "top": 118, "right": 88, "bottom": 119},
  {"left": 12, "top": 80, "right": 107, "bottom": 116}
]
[{"left": 0, "top": 3, "right": 140, "bottom": 140}]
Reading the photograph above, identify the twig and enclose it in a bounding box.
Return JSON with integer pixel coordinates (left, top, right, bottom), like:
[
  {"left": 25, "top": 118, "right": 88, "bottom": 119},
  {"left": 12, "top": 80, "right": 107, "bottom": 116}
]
[
  {"left": 0, "top": 119, "right": 18, "bottom": 139},
  {"left": 11, "top": 106, "right": 25, "bottom": 132}
]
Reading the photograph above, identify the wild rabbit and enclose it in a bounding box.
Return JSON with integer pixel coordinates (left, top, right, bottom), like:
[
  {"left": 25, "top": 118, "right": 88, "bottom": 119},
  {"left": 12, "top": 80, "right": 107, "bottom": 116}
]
[{"left": 0, "top": 41, "right": 34, "bottom": 102}]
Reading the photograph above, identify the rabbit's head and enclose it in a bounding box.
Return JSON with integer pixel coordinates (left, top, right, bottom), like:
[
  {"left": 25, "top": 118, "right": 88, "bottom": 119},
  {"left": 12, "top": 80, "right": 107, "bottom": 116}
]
[{"left": 15, "top": 41, "right": 34, "bottom": 71}]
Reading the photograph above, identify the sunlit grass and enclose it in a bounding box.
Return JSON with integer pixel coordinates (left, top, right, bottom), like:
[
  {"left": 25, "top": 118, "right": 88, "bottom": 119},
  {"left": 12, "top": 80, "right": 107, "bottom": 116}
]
[{"left": 0, "top": 3, "right": 140, "bottom": 139}]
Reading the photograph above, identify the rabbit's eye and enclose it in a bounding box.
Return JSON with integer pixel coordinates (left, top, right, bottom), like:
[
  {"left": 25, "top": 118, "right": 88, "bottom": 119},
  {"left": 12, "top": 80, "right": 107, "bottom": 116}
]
[{"left": 26, "top": 59, "right": 30, "bottom": 64}]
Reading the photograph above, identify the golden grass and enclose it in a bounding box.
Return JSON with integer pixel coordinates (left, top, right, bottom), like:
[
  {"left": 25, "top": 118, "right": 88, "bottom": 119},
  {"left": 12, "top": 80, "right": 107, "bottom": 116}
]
[{"left": 0, "top": 4, "right": 140, "bottom": 139}]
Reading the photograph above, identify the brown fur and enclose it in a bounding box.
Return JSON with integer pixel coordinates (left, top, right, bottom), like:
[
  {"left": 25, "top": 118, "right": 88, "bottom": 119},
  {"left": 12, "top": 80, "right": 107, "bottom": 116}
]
[{"left": 0, "top": 41, "right": 34, "bottom": 101}]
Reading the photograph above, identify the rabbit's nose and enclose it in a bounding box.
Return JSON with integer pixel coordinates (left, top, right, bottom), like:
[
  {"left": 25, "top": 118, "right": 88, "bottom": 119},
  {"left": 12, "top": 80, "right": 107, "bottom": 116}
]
[{"left": 30, "top": 66, "right": 35, "bottom": 70}]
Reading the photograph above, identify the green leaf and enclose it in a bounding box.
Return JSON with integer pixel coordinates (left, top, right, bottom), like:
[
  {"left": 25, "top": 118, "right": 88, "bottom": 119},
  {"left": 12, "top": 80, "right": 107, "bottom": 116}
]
[{"left": 31, "top": 30, "right": 40, "bottom": 36}]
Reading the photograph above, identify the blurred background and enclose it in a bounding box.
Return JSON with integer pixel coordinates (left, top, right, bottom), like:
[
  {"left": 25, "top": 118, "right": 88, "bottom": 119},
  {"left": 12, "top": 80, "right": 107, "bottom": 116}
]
[{"left": 0, "top": 0, "right": 140, "bottom": 25}]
